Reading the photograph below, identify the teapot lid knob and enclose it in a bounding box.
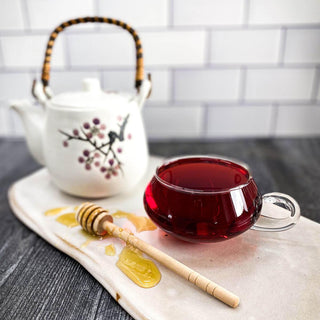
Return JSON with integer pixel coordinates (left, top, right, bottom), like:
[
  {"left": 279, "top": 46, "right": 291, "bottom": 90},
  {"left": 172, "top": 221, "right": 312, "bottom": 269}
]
[{"left": 82, "top": 78, "right": 101, "bottom": 92}]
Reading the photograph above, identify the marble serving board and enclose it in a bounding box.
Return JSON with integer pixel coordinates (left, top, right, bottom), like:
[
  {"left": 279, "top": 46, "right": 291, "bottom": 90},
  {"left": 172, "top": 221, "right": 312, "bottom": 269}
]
[{"left": 8, "top": 156, "right": 320, "bottom": 320}]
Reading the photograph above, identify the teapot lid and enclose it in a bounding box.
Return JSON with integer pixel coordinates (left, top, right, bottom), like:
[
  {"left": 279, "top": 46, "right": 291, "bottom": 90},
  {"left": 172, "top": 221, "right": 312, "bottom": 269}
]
[{"left": 51, "top": 78, "right": 133, "bottom": 108}]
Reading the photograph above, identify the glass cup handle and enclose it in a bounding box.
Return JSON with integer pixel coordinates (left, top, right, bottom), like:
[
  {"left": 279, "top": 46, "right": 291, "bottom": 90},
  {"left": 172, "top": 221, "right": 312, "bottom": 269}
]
[{"left": 251, "top": 192, "right": 301, "bottom": 232}]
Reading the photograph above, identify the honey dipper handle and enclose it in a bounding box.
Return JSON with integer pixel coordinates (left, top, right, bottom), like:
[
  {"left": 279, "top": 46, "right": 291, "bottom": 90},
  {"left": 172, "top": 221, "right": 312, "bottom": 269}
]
[{"left": 103, "top": 221, "right": 240, "bottom": 308}]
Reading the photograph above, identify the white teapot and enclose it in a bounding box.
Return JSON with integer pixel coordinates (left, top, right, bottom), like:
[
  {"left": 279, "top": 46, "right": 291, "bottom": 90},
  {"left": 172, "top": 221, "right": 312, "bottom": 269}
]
[{"left": 11, "top": 17, "right": 152, "bottom": 198}]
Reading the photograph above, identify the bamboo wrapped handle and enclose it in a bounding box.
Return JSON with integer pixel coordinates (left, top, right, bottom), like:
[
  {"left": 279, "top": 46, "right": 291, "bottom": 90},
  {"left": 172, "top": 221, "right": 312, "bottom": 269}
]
[
  {"left": 76, "top": 203, "right": 240, "bottom": 308},
  {"left": 39, "top": 16, "right": 145, "bottom": 95}
]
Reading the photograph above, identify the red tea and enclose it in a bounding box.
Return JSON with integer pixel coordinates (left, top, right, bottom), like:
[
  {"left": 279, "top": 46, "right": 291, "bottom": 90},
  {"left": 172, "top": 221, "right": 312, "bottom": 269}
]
[{"left": 143, "top": 157, "right": 262, "bottom": 242}]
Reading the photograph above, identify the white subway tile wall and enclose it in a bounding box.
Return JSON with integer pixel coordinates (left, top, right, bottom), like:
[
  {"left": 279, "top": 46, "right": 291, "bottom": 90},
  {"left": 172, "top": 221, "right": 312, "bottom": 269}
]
[
  {"left": 284, "top": 29, "right": 320, "bottom": 64},
  {"left": 0, "top": 0, "right": 25, "bottom": 30},
  {"left": 1, "top": 35, "right": 65, "bottom": 68},
  {"left": 0, "top": 103, "right": 11, "bottom": 136},
  {"left": 50, "top": 71, "right": 100, "bottom": 93},
  {"left": 174, "top": 69, "right": 240, "bottom": 101},
  {"left": 245, "top": 69, "right": 315, "bottom": 101},
  {"left": 27, "top": 0, "right": 94, "bottom": 30},
  {"left": 206, "top": 106, "right": 274, "bottom": 138},
  {"left": 103, "top": 70, "right": 170, "bottom": 102},
  {"left": 143, "top": 105, "right": 204, "bottom": 139},
  {"left": 141, "top": 31, "right": 206, "bottom": 66},
  {"left": 0, "top": 0, "right": 319, "bottom": 139},
  {"left": 173, "top": 0, "right": 244, "bottom": 26},
  {"left": 68, "top": 33, "right": 135, "bottom": 67},
  {"left": 276, "top": 106, "right": 320, "bottom": 136},
  {"left": 0, "top": 73, "right": 32, "bottom": 99},
  {"left": 98, "top": 0, "right": 168, "bottom": 27},
  {"left": 209, "top": 30, "right": 281, "bottom": 64},
  {"left": 249, "top": 0, "right": 320, "bottom": 25}
]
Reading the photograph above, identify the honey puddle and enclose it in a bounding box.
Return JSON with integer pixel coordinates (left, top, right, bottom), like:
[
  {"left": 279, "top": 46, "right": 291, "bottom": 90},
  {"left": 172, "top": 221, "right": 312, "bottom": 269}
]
[
  {"left": 44, "top": 207, "right": 69, "bottom": 216},
  {"left": 80, "top": 230, "right": 109, "bottom": 248},
  {"left": 45, "top": 206, "right": 161, "bottom": 288},
  {"left": 116, "top": 245, "right": 161, "bottom": 288},
  {"left": 105, "top": 244, "right": 116, "bottom": 256},
  {"left": 47, "top": 210, "right": 105, "bottom": 247},
  {"left": 112, "top": 210, "right": 157, "bottom": 233},
  {"left": 55, "top": 213, "right": 79, "bottom": 228}
]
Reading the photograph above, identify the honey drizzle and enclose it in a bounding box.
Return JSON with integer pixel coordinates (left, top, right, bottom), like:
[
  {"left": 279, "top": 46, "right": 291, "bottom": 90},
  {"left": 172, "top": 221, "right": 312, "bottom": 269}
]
[
  {"left": 55, "top": 213, "right": 79, "bottom": 228},
  {"left": 44, "top": 207, "right": 69, "bottom": 216},
  {"left": 44, "top": 206, "right": 161, "bottom": 288},
  {"left": 116, "top": 245, "right": 161, "bottom": 288},
  {"left": 105, "top": 244, "right": 116, "bottom": 256},
  {"left": 44, "top": 205, "right": 79, "bottom": 217},
  {"left": 80, "top": 230, "right": 109, "bottom": 248},
  {"left": 112, "top": 210, "right": 157, "bottom": 232}
]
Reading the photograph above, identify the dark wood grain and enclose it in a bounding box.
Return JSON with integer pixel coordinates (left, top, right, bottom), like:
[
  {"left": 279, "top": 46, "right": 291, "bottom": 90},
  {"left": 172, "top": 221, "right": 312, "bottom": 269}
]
[{"left": 0, "top": 137, "right": 319, "bottom": 319}]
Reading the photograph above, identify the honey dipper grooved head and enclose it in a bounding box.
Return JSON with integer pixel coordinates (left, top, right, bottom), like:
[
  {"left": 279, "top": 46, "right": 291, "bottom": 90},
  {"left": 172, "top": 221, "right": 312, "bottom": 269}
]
[{"left": 76, "top": 203, "right": 113, "bottom": 236}]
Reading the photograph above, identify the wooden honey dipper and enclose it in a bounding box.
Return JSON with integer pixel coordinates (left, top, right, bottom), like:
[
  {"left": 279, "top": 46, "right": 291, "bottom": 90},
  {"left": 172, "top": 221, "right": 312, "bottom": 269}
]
[{"left": 76, "top": 202, "right": 240, "bottom": 308}]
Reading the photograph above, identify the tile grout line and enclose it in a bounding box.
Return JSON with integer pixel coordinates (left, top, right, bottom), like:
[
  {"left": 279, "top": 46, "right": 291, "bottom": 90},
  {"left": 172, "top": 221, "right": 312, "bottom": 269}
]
[
  {"left": 270, "top": 103, "right": 279, "bottom": 137},
  {"left": 99, "top": 69, "right": 105, "bottom": 89},
  {"left": 93, "top": 0, "right": 101, "bottom": 31},
  {"left": 242, "top": 0, "right": 250, "bottom": 27},
  {"left": 0, "top": 38, "right": 4, "bottom": 69},
  {"left": 0, "top": 105, "right": 8, "bottom": 136},
  {"left": 63, "top": 34, "right": 71, "bottom": 70},
  {"left": 278, "top": 27, "right": 287, "bottom": 65},
  {"left": 147, "top": 100, "right": 320, "bottom": 107},
  {"left": 205, "top": 29, "right": 211, "bottom": 67},
  {"left": 1, "top": 24, "right": 320, "bottom": 37},
  {"left": 310, "top": 67, "right": 320, "bottom": 102},
  {"left": 201, "top": 104, "right": 209, "bottom": 138},
  {"left": 19, "top": 0, "right": 31, "bottom": 31},
  {"left": 168, "top": 0, "right": 174, "bottom": 28},
  {"left": 238, "top": 67, "right": 247, "bottom": 103},
  {"left": 1, "top": 64, "right": 319, "bottom": 74},
  {"left": 94, "top": 0, "right": 100, "bottom": 16},
  {"left": 9, "top": 103, "right": 18, "bottom": 136},
  {"left": 170, "top": 69, "right": 175, "bottom": 103}
]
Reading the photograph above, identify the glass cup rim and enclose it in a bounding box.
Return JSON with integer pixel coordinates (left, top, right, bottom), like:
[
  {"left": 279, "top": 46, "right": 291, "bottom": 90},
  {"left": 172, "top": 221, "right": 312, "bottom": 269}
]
[{"left": 155, "top": 155, "right": 254, "bottom": 195}]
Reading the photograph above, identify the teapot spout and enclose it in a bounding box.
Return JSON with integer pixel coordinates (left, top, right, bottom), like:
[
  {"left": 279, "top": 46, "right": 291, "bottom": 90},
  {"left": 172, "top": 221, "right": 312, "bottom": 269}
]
[
  {"left": 135, "top": 74, "right": 152, "bottom": 109},
  {"left": 10, "top": 100, "right": 46, "bottom": 166}
]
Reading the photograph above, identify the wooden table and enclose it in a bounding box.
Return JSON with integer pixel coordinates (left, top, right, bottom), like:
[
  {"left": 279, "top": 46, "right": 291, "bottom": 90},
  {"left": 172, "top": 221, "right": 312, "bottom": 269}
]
[{"left": 0, "top": 137, "right": 319, "bottom": 319}]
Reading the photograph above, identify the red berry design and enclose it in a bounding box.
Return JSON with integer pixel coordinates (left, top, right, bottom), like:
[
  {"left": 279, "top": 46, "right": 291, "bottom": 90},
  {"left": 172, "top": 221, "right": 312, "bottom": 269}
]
[
  {"left": 105, "top": 174, "right": 111, "bottom": 179},
  {"left": 117, "top": 148, "right": 122, "bottom": 153},
  {"left": 100, "top": 167, "right": 106, "bottom": 172},
  {"left": 108, "top": 159, "right": 114, "bottom": 166},
  {"left": 83, "top": 122, "right": 90, "bottom": 129},
  {"left": 85, "top": 164, "right": 91, "bottom": 170},
  {"left": 73, "top": 129, "right": 79, "bottom": 136},
  {"left": 83, "top": 150, "right": 90, "bottom": 157},
  {"left": 63, "top": 141, "right": 68, "bottom": 147},
  {"left": 100, "top": 124, "right": 106, "bottom": 130},
  {"left": 78, "top": 157, "right": 85, "bottom": 163},
  {"left": 94, "top": 161, "right": 100, "bottom": 167},
  {"left": 93, "top": 118, "right": 100, "bottom": 125}
]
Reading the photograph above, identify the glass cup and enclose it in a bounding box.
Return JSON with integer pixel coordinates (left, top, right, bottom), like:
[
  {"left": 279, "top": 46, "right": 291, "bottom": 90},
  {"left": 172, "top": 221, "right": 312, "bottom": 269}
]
[{"left": 143, "top": 156, "right": 300, "bottom": 243}]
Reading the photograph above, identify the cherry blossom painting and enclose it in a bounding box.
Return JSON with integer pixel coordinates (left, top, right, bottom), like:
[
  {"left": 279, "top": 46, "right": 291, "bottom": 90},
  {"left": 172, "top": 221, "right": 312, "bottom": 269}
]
[{"left": 59, "top": 114, "right": 131, "bottom": 179}]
